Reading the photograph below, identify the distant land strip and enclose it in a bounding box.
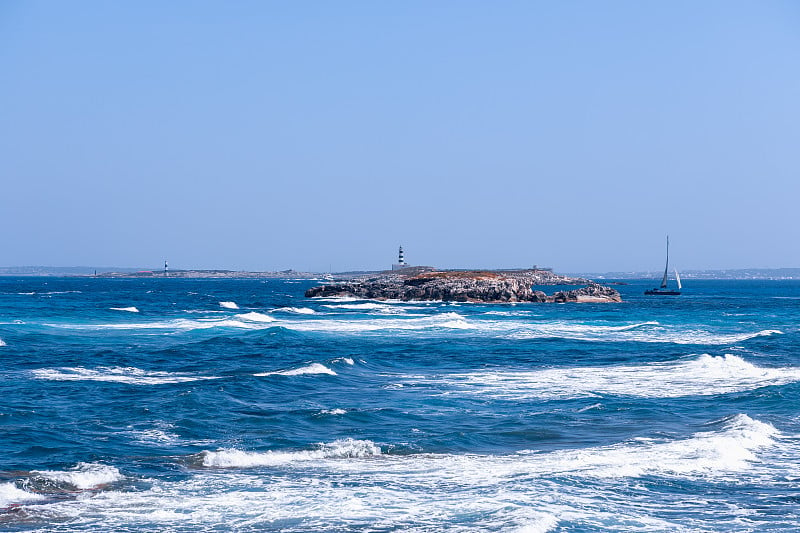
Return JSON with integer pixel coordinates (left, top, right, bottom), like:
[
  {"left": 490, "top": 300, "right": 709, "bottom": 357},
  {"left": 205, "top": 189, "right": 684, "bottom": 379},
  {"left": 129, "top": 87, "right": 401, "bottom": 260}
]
[{"left": 2, "top": 266, "right": 800, "bottom": 280}]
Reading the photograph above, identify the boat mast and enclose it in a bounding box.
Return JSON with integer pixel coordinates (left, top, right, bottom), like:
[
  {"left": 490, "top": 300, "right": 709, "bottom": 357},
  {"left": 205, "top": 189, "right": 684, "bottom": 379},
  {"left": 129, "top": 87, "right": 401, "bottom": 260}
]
[{"left": 660, "top": 236, "right": 669, "bottom": 289}]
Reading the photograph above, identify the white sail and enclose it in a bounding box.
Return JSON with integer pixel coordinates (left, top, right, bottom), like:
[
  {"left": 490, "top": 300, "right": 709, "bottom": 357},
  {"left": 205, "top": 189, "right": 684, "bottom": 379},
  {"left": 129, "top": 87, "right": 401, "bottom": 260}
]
[{"left": 675, "top": 269, "right": 682, "bottom": 290}]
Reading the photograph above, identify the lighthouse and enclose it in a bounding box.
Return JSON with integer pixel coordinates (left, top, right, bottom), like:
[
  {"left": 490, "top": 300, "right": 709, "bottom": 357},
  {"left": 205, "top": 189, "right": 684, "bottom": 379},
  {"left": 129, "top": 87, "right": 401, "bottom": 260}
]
[{"left": 392, "top": 246, "right": 408, "bottom": 270}]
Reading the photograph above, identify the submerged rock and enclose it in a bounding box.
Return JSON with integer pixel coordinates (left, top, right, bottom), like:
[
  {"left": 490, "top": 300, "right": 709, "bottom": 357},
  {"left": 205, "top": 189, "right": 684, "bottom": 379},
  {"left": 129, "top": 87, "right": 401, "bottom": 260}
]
[{"left": 305, "top": 268, "right": 621, "bottom": 303}]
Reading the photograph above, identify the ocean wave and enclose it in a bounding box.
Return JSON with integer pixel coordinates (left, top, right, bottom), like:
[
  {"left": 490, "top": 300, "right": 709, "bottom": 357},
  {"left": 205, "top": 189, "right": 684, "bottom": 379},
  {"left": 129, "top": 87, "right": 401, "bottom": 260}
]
[
  {"left": 32, "top": 366, "right": 220, "bottom": 385},
  {"left": 278, "top": 312, "right": 474, "bottom": 333},
  {"left": 128, "top": 424, "right": 180, "bottom": 446},
  {"left": 406, "top": 354, "right": 800, "bottom": 400},
  {"left": 319, "top": 408, "right": 347, "bottom": 415},
  {"left": 219, "top": 301, "right": 239, "bottom": 309},
  {"left": 200, "top": 438, "right": 381, "bottom": 468},
  {"left": 110, "top": 306, "right": 139, "bottom": 313},
  {"left": 323, "top": 302, "right": 394, "bottom": 310},
  {"left": 7, "top": 418, "right": 781, "bottom": 531},
  {"left": 254, "top": 363, "right": 337, "bottom": 377},
  {"left": 37, "top": 313, "right": 781, "bottom": 345},
  {"left": 0, "top": 338, "right": 5, "bottom": 347},
  {"left": 235, "top": 312, "right": 276, "bottom": 323},
  {"left": 47, "top": 317, "right": 276, "bottom": 331},
  {"left": 201, "top": 415, "right": 776, "bottom": 477},
  {"left": 0, "top": 482, "right": 45, "bottom": 507},
  {"left": 30, "top": 463, "right": 123, "bottom": 490},
  {"left": 508, "top": 321, "right": 781, "bottom": 345},
  {"left": 517, "top": 414, "right": 778, "bottom": 479},
  {"left": 322, "top": 302, "right": 409, "bottom": 314},
  {"left": 42, "top": 313, "right": 474, "bottom": 334},
  {"left": 273, "top": 307, "right": 316, "bottom": 314}
]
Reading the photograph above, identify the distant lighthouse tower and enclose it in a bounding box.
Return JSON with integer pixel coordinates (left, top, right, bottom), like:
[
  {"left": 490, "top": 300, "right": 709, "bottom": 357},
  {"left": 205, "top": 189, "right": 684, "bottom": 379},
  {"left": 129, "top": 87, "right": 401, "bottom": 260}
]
[
  {"left": 164, "top": 260, "right": 168, "bottom": 276},
  {"left": 392, "top": 246, "right": 408, "bottom": 270}
]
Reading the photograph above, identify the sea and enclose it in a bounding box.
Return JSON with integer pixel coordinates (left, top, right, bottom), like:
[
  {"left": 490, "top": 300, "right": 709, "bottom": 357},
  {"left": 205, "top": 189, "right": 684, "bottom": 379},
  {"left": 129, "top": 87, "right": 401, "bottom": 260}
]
[{"left": 0, "top": 277, "right": 799, "bottom": 532}]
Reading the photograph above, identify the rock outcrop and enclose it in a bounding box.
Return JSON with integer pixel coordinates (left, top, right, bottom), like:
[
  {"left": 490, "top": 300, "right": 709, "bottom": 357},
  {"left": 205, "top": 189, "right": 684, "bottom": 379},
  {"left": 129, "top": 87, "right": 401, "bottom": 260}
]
[{"left": 305, "top": 267, "right": 621, "bottom": 303}]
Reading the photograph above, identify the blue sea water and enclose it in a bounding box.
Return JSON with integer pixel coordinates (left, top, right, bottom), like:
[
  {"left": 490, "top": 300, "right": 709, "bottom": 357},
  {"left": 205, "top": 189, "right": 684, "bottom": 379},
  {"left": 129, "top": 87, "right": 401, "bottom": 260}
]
[{"left": 1, "top": 277, "right": 799, "bottom": 531}]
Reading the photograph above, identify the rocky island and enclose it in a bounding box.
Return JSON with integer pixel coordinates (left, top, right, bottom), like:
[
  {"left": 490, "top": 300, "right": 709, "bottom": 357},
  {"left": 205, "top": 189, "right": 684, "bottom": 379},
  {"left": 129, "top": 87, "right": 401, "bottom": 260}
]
[{"left": 305, "top": 267, "right": 621, "bottom": 303}]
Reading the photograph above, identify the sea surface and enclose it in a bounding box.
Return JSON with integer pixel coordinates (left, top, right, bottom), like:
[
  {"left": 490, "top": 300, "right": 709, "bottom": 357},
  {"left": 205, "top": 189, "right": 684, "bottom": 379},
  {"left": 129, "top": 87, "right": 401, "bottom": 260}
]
[{"left": 0, "top": 277, "right": 799, "bottom": 531}]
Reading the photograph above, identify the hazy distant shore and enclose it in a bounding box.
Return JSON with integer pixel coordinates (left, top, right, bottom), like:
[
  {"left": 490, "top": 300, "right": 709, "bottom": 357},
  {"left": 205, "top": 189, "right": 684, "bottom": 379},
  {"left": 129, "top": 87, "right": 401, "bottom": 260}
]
[{"left": 2, "top": 267, "right": 800, "bottom": 280}]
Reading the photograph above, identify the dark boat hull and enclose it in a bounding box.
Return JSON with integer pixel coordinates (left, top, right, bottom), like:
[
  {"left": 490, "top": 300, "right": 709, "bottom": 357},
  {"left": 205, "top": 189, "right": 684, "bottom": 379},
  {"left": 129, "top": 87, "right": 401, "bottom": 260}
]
[{"left": 644, "top": 289, "right": 681, "bottom": 296}]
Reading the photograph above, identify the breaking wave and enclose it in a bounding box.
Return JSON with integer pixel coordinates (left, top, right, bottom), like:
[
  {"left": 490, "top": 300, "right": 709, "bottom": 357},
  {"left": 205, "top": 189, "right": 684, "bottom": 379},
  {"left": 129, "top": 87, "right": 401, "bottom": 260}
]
[
  {"left": 407, "top": 354, "right": 800, "bottom": 400},
  {"left": 219, "top": 301, "right": 239, "bottom": 309},
  {"left": 34, "top": 312, "right": 783, "bottom": 348},
  {"left": 31, "top": 366, "right": 220, "bottom": 385},
  {"left": 31, "top": 463, "right": 123, "bottom": 490},
  {"left": 0, "top": 482, "right": 45, "bottom": 507},
  {"left": 273, "top": 307, "right": 316, "bottom": 314},
  {"left": 110, "top": 306, "right": 139, "bottom": 313},
  {"left": 516, "top": 414, "right": 779, "bottom": 479},
  {"left": 200, "top": 438, "right": 381, "bottom": 468},
  {"left": 2, "top": 417, "right": 781, "bottom": 531},
  {"left": 197, "top": 414, "right": 777, "bottom": 477},
  {"left": 254, "top": 363, "right": 337, "bottom": 377},
  {"left": 319, "top": 408, "right": 347, "bottom": 415},
  {"left": 322, "top": 302, "right": 410, "bottom": 314},
  {"left": 507, "top": 321, "right": 782, "bottom": 344},
  {"left": 235, "top": 312, "right": 276, "bottom": 323}
]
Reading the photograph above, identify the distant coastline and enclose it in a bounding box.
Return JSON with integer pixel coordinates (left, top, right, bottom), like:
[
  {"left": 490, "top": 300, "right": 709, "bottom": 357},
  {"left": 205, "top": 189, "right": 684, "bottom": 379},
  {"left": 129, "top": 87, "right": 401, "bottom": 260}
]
[
  {"left": 2, "top": 266, "right": 800, "bottom": 280},
  {"left": 569, "top": 268, "right": 800, "bottom": 280}
]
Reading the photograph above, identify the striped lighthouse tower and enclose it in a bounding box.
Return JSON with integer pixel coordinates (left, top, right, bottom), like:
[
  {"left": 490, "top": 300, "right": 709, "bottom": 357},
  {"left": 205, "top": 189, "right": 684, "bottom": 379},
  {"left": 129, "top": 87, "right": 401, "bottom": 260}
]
[{"left": 392, "top": 246, "right": 408, "bottom": 270}]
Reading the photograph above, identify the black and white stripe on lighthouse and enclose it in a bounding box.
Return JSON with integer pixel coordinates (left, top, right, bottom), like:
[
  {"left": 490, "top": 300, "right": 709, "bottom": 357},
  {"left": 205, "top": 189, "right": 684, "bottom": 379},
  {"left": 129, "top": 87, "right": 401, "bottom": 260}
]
[{"left": 392, "top": 246, "right": 408, "bottom": 270}]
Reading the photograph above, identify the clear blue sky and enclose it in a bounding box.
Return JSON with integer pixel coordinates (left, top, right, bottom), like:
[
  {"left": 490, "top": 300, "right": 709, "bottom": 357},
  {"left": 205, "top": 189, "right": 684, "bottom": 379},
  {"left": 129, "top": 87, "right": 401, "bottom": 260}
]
[{"left": 2, "top": 1, "right": 799, "bottom": 272}]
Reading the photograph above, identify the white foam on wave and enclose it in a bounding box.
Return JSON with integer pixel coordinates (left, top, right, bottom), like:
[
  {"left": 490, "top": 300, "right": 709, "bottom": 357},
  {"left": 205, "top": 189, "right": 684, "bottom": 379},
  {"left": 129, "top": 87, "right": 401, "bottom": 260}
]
[
  {"left": 37, "top": 312, "right": 783, "bottom": 348},
  {"left": 47, "top": 291, "right": 81, "bottom": 295},
  {"left": 32, "top": 462, "right": 123, "bottom": 490},
  {"left": 0, "top": 338, "right": 5, "bottom": 347},
  {"left": 273, "top": 307, "right": 316, "bottom": 314},
  {"left": 407, "top": 354, "right": 800, "bottom": 400},
  {"left": 507, "top": 320, "right": 782, "bottom": 345},
  {"left": 320, "top": 408, "right": 347, "bottom": 415},
  {"left": 32, "top": 366, "right": 220, "bottom": 385},
  {"left": 17, "top": 416, "right": 783, "bottom": 531},
  {"left": 110, "top": 306, "right": 139, "bottom": 313},
  {"left": 53, "top": 316, "right": 277, "bottom": 331},
  {"left": 235, "top": 312, "right": 276, "bottom": 323},
  {"left": 0, "top": 482, "right": 45, "bottom": 507},
  {"left": 323, "top": 302, "right": 409, "bottom": 314},
  {"left": 201, "top": 438, "right": 381, "bottom": 468},
  {"left": 324, "top": 302, "right": 392, "bottom": 310},
  {"left": 332, "top": 357, "right": 355, "bottom": 365},
  {"left": 518, "top": 414, "right": 779, "bottom": 479},
  {"left": 219, "top": 301, "right": 239, "bottom": 309},
  {"left": 43, "top": 313, "right": 471, "bottom": 334},
  {"left": 254, "top": 363, "right": 337, "bottom": 377},
  {"left": 202, "top": 415, "right": 776, "bottom": 478},
  {"left": 279, "top": 312, "right": 474, "bottom": 333},
  {"left": 128, "top": 422, "right": 181, "bottom": 446}
]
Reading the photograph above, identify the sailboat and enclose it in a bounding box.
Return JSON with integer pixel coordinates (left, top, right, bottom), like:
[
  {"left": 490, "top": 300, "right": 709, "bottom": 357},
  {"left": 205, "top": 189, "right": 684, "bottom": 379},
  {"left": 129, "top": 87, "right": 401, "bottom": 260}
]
[{"left": 645, "top": 236, "right": 682, "bottom": 295}]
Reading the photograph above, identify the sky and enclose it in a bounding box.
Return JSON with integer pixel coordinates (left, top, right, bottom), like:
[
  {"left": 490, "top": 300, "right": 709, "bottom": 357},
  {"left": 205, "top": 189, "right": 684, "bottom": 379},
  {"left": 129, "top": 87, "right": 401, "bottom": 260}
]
[{"left": 2, "top": 1, "right": 799, "bottom": 273}]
